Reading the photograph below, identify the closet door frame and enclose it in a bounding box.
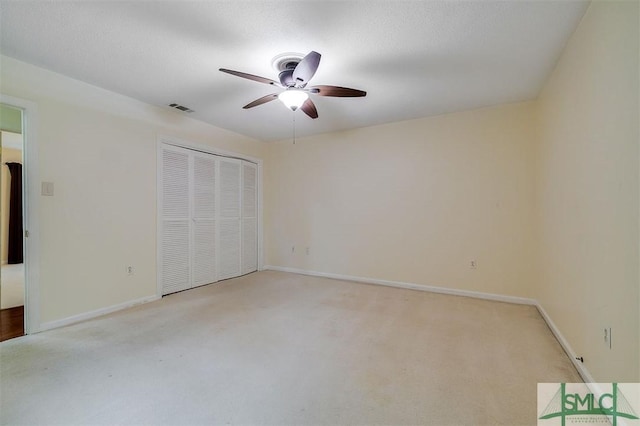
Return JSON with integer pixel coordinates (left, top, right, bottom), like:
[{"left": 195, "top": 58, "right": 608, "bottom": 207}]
[{"left": 156, "top": 135, "right": 263, "bottom": 298}]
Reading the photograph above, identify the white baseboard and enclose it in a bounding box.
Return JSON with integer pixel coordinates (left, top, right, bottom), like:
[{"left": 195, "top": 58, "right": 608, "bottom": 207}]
[
  {"left": 534, "top": 301, "right": 595, "bottom": 384},
  {"left": 264, "top": 265, "right": 595, "bottom": 383},
  {"left": 264, "top": 265, "right": 537, "bottom": 305},
  {"left": 38, "top": 294, "right": 161, "bottom": 333}
]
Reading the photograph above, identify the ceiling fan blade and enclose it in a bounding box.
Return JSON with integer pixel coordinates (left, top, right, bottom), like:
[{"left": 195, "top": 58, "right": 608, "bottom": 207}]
[
  {"left": 309, "top": 85, "right": 366, "bottom": 97},
  {"left": 292, "top": 51, "right": 321, "bottom": 87},
  {"left": 243, "top": 94, "right": 279, "bottom": 109},
  {"left": 219, "top": 68, "right": 280, "bottom": 86},
  {"left": 300, "top": 98, "right": 318, "bottom": 119}
]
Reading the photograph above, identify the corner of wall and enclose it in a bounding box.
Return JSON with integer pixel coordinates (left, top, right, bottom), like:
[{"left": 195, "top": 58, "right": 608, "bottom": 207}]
[{"left": 532, "top": 0, "right": 640, "bottom": 382}]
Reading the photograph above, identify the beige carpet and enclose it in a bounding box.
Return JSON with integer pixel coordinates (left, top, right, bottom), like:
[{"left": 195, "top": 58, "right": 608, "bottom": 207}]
[{"left": 0, "top": 271, "right": 580, "bottom": 425}]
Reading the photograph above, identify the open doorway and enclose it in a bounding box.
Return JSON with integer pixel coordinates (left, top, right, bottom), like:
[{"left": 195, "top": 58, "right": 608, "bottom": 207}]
[{"left": 1, "top": 104, "right": 24, "bottom": 341}]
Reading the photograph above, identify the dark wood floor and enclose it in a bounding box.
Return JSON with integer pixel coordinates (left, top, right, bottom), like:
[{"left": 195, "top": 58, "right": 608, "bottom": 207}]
[{"left": 0, "top": 305, "right": 24, "bottom": 342}]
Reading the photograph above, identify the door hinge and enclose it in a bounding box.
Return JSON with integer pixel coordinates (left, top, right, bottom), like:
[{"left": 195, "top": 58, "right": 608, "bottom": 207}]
[{"left": 25, "top": 230, "right": 29, "bottom": 238}]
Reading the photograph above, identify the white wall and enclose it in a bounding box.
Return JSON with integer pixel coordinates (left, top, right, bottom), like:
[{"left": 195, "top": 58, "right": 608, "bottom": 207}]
[
  {"left": 0, "top": 56, "right": 265, "bottom": 325},
  {"left": 535, "top": 0, "right": 639, "bottom": 382},
  {"left": 266, "top": 102, "right": 537, "bottom": 298}
]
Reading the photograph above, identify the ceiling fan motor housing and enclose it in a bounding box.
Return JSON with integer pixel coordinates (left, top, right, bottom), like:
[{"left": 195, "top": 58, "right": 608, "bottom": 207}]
[
  {"left": 278, "top": 69, "right": 296, "bottom": 87},
  {"left": 273, "top": 53, "right": 303, "bottom": 87}
]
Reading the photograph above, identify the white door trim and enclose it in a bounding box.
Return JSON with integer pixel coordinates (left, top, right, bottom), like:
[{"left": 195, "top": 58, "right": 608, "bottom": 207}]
[{"left": 1, "top": 94, "right": 41, "bottom": 333}]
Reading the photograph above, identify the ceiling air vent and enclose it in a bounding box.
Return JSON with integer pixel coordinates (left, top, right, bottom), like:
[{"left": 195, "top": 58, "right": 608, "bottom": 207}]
[{"left": 168, "top": 103, "right": 194, "bottom": 113}]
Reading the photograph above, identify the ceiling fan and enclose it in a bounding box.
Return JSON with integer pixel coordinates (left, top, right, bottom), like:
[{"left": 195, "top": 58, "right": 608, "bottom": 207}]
[{"left": 219, "top": 51, "right": 366, "bottom": 119}]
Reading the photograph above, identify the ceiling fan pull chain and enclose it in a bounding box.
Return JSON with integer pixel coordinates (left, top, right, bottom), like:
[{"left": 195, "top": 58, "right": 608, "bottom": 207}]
[{"left": 293, "top": 112, "right": 296, "bottom": 145}]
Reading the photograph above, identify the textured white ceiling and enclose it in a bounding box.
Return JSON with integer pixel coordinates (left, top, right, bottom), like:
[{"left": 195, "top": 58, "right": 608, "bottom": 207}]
[{"left": 0, "top": 1, "right": 589, "bottom": 142}]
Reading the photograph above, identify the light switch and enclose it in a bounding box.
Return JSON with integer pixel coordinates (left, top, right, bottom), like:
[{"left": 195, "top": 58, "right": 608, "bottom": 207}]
[{"left": 41, "top": 182, "right": 54, "bottom": 196}]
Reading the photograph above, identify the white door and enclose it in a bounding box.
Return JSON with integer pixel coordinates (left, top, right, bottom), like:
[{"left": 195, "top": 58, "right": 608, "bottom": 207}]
[
  {"left": 242, "top": 162, "right": 258, "bottom": 275},
  {"left": 192, "top": 153, "right": 217, "bottom": 287},
  {"left": 217, "top": 158, "right": 242, "bottom": 280},
  {"left": 160, "top": 147, "right": 191, "bottom": 294}
]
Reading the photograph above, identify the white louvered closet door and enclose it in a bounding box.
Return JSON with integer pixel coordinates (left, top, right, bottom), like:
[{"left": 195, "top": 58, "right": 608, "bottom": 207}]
[
  {"left": 161, "top": 148, "right": 191, "bottom": 295},
  {"left": 192, "top": 153, "right": 217, "bottom": 287},
  {"left": 242, "top": 162, "right": 258, "bottom": 275},
  {"left": 217, "top": 158, "right": 242, "bottom": 280},
  {"left": 160, "top": 143, "right": 258, "bottom": 295}
]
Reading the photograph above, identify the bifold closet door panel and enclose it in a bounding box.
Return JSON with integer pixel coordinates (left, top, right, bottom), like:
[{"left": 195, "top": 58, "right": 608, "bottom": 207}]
[
  {"left": 218, "top": 158, "right": 242, "bottom": 280},
  {"left": 192, "top": 154, "right": 217, "bottom": 287},
  {"left": 162, "top": 221, "right": 190, "bottom": 294},
  {"left": 242, "top": 219, "right": 257, "bottom": 274},
  {"left": 242, "top": 162, "right": 258, "bottom": 275},
  {"left": 161, "top": 148, "right": 191, "bottom": 295}
]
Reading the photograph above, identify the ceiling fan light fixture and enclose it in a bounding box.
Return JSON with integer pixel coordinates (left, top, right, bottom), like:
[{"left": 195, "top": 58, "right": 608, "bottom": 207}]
[{"left": 278, "top": 89, "right": 308, "bottom": 111}]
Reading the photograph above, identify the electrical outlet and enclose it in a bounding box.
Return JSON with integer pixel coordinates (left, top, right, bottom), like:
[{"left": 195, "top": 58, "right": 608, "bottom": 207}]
[
  {"left": 306, "top": 247, "right": 310, "bottom": 255},
  {"left": 470, "top": 260, "right": 477, "bottom": 269},
  {"left": 126, "top": 266, "right": 134, "bottom": 276}
]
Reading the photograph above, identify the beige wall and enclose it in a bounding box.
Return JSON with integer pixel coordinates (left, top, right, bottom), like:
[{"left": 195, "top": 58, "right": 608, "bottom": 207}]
[
  {"left": 535, "top": 1, "right": 639, "bottom": 382},
  {"left": 0, "top": 56, "right": 265, "bottom": 324},
  {"left": 266, "top": 102, "right": 537, "bottom": 298},
  {"left": 1, "top": 145, "right": 23, "bottom": 264}
]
